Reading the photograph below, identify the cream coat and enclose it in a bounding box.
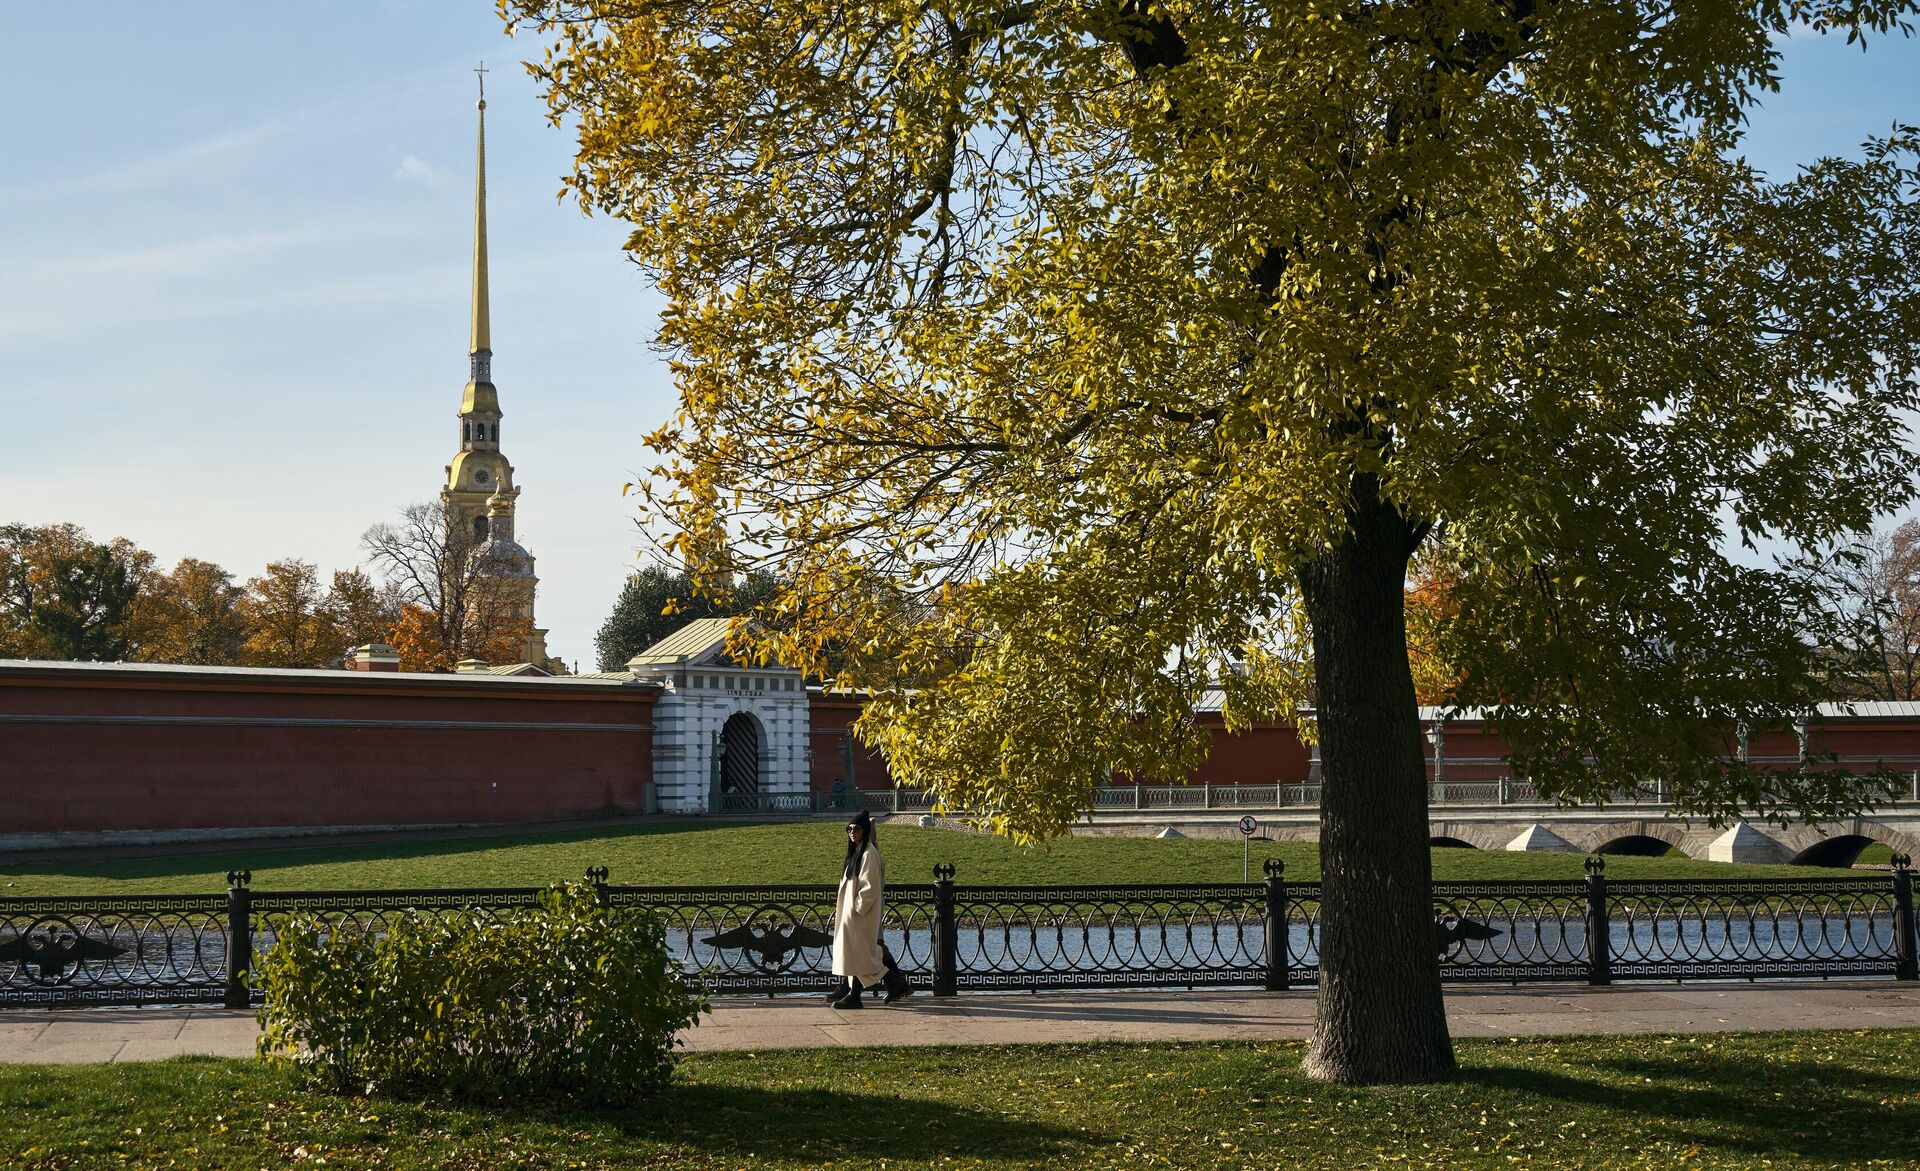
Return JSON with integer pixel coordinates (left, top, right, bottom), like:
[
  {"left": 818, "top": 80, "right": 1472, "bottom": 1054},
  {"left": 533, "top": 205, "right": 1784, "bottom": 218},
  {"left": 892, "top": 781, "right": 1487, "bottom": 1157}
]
[{"left": 831, "top": 844, "right": 888, "bottom": 985}]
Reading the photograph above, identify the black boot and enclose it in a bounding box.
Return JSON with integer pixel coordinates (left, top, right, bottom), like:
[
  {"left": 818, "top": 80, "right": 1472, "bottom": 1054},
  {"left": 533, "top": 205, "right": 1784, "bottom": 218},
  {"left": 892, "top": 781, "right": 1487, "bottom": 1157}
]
[
  {"left": 830, "top": 979, "right": 864, "bottom": 1010},
  {"left": 824, "top": 977, "right": 849, "bottom": 1006},
  {"left": 882, "top": 966, "right": 913, "bottom": 1004}
]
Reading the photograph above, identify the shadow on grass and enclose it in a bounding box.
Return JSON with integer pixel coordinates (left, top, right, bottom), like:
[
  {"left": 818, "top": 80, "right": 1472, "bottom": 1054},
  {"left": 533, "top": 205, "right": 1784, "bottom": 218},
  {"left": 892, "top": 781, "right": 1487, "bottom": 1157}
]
[
  {"left": 0, "top": 1056, "right": 1092, "bottom": 1167},
  {"left": 0, "top": 819, "right": 741, "bottom": 891},
  {"left": 661, "top": 1080, "right": 1076, "bottom": 1161},
  {"left": 1459, "top": 1051, "right": 1920, "bottom": 1161},
  {"left": 414, "top": 1077, "right": 1090, "bottom": 1164}
]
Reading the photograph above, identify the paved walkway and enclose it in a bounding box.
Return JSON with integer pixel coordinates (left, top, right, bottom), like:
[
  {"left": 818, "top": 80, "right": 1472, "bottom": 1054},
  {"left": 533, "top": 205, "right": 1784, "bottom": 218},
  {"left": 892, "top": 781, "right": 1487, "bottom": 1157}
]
[{"left": 7, "top": 981, "right": 1920, "bottom": 1064}]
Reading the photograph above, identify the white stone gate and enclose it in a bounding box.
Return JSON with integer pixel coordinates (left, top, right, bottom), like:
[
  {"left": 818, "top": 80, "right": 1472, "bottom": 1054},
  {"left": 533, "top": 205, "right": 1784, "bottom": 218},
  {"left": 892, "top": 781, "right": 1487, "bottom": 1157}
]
[{"left": 623, "top": 619, "right": 809, "bottom": 812}]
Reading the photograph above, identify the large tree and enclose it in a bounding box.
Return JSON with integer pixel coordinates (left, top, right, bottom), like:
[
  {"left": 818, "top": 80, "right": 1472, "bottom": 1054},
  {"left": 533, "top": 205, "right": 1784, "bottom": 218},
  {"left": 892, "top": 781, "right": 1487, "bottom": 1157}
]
[
  {"left": 594, "top": 565, "right": 784, "bottom": 670},
  {"left": 137, "top": 557, "right": 249, "bottom": 666},
  {"left": 239, "top": 559, "right": 339, "bottom": 668},
  {"left": 326, "top": 568, "right": 401, "bottom": 655},
  {"left": 363, "top": 501, "right": 539, "bottom": 669},
  {"left": 514, "top": 0, "right": 1920, "bottom": 1082},
  {"left": 0, "top": 523, "right": 153, "bottom": 661},
  {"left": 1818, "top": 518, "right": 1920, "bottom": 700}
]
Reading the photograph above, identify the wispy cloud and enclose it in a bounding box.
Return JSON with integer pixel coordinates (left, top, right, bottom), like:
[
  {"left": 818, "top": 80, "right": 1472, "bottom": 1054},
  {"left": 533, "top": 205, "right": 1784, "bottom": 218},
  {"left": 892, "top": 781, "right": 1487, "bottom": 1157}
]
[
  {"left": 0, "top": 231, "right": 446, "bottom": 348},
  {"left": 0, "top": 117, "right": 294, "bottom": 210},
  {"left": 0, "top": 64, "right": 460, "bottom": 211},
  {"left": 393, "top": 153, "right": 450, "bottom": 186},
  {"left": 24, "top": 228, "right": 337, "bottom": 283}
]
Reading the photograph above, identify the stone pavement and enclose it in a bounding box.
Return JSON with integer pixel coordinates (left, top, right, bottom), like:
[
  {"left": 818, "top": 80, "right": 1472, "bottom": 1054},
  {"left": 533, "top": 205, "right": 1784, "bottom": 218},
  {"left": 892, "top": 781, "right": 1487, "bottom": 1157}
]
[{"left": 6, "top": 981, "right": 1919, "bottom": 1064}]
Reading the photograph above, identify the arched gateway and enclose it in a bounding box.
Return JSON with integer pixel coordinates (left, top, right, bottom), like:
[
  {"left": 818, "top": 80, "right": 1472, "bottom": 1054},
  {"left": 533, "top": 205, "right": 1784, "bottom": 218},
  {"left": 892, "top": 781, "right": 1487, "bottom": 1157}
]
[
  {"left": 623, "top": 617, "right": 811, "bottom": 812},
  {"left": 719, "top": 712, "right": 763, "bottom": 799}
]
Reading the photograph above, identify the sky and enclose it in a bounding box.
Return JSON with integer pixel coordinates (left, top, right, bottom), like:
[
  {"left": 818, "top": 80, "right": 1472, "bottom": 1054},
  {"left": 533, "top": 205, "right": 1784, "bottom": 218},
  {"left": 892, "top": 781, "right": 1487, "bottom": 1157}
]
[{"left": 0, "top": 6, "right": 1916, "bottom": 670}]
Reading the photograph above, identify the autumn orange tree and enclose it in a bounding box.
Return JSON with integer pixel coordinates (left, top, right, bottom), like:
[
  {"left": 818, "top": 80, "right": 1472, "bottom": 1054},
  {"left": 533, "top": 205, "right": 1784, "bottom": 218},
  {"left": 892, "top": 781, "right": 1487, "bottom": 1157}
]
[
  {"left": 388, "top": 603, "right": 454, "bottom": 672},
  {"left": 363, "top": 501, "right": 543, "bottom": 670},
  {"left": 238, "top": 559, "right": 340, "bottom": 668},
  {"left": 1404, "top": 556, "right": 1462, "bottom": 707},
  {"left": 513, "top": 0, "right": 1920, "bottom": 1082},
  {"left": 138, "top": 558, "right": 248, "bottom": 666}
]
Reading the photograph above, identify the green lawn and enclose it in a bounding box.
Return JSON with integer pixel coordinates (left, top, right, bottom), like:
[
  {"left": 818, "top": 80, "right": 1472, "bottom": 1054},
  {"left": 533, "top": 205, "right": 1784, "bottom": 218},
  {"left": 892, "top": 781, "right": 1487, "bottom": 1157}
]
[
  {"left": 0, "top": 821, "right": 1844, "bottom": 897},
  {"left": 4, "top": 1031, "right": 1917, "bottom": 1169}
]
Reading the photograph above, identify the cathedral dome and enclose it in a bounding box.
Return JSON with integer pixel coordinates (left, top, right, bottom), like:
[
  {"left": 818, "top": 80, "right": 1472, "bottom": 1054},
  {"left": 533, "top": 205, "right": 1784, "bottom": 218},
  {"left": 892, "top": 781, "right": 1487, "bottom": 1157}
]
[{"left": 472, "top": 536, "right": 536, "bottom": 577}]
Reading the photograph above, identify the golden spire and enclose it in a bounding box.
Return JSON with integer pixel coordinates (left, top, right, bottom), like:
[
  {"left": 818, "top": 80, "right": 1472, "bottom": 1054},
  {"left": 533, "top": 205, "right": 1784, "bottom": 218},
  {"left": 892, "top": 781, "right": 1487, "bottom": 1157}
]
[{"left": 469, "top": 62, "right": 491, "bottom": 375}]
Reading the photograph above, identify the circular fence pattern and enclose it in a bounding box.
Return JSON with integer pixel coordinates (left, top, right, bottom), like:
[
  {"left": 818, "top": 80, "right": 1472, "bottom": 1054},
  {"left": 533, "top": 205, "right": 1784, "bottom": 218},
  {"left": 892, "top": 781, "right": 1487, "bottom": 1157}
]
[
  {"left": 2, "top": 873, "right": 1911, "bottom": 1006},
  {"left": 0, "top": 897, "right": 228, "bottom": 1005}
]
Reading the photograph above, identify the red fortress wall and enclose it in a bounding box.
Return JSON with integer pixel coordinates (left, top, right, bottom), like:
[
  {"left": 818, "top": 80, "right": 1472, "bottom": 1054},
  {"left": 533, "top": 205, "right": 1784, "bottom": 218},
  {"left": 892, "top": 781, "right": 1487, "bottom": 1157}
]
[
  {"left": 0, "top": 662, "right": 656, "bottom": 836},
  {"left": 7, "top": 658, "right": 1919, "bottom": 838}
]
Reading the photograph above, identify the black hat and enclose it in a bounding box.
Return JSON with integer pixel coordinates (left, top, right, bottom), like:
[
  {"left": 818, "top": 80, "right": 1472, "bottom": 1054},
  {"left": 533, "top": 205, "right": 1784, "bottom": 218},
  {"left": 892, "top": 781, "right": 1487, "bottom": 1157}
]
[{"left": 848, "top": 810, "right": 873, "bottom": 832}]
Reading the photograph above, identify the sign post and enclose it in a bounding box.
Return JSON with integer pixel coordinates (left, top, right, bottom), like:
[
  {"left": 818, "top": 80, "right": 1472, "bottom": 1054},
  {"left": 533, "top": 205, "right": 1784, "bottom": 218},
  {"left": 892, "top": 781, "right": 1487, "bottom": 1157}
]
[{"left": 1239, "top": 815, "right": 1258, "bottom": 882}]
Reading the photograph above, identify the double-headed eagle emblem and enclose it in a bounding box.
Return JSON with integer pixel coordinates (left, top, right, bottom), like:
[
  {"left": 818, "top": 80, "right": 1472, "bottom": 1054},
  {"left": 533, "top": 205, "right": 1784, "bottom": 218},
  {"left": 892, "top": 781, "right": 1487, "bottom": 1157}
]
[
  {"left": 701, "top": 918, "right": 834, "bottom": 974},
  {"left": 0, "top": 917, "right": 129, "bottom": 984},
  {"left": 1434, "top": 904, "right": 1503, "bottom": 960}
]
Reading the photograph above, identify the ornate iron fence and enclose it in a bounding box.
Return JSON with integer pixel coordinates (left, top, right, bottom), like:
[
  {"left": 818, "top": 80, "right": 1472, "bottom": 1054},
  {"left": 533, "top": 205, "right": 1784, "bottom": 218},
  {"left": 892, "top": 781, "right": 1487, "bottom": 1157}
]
[
  {"left": 2, "top": 858, "right": 1914, "bottom": 1007},
  {"left": 0, "top": 891, "right": 229, "bottom": 1007}
]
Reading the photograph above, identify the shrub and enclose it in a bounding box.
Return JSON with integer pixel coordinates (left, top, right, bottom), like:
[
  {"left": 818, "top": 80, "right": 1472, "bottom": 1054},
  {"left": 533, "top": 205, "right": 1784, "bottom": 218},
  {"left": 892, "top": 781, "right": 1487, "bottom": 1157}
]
[{"left": 254, "top": 882, "right": 707, "bottom": 1104}]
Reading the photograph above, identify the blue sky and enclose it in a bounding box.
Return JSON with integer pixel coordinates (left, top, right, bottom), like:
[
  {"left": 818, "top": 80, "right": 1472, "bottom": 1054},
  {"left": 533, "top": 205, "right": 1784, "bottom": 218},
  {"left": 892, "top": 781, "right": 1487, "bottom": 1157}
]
[{"left": 1, "top": 6, "right": 1915, "bottom": 669}]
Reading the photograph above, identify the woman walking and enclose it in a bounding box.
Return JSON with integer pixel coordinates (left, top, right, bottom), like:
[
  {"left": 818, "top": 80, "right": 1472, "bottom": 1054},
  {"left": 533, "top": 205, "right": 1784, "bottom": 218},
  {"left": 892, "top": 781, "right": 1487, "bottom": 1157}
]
[{"left": 831, "top": 811, "right": 910, "bottom": 1008}]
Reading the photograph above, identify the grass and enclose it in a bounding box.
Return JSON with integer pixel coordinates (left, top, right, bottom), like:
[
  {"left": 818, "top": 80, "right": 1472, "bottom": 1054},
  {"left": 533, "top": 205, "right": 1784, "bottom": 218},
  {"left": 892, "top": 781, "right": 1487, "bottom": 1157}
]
[
  {"left": 4, "top": 1031, "right": 1918, "bottom": 1169},
  {"left": 0, "top": 821, "right": 1847, "bottom": 897},
  {"left": 1859, "top": 841, "right": 1898, "bottom": 864}
]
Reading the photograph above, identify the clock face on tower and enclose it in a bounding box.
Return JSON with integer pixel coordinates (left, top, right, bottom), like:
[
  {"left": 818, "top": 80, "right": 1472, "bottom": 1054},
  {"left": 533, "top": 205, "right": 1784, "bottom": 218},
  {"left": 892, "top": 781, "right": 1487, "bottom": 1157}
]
[{"left": 474, "top": 469, "right": 491, "bottom": 487}]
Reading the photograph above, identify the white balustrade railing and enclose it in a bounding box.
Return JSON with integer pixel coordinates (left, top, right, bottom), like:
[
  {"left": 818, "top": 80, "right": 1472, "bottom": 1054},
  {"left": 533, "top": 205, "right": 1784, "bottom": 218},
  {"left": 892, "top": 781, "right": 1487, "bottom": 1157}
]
[{"left": 712, "top": 757, "right": 1920, "bottom": 815}]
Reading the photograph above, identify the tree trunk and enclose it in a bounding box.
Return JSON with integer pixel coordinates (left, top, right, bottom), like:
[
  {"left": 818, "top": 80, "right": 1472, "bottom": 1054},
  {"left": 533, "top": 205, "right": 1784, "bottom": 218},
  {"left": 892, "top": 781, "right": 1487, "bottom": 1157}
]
[{"left": 1298, "top": 481, "right": 1454, "bottom": 1084}]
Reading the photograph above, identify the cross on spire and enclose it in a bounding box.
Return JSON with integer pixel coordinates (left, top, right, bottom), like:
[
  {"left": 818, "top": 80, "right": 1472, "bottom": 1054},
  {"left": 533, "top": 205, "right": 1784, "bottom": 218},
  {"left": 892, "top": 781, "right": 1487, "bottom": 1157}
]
[{"left": 475, "top": 61, "right": 488, "bottom": 107}]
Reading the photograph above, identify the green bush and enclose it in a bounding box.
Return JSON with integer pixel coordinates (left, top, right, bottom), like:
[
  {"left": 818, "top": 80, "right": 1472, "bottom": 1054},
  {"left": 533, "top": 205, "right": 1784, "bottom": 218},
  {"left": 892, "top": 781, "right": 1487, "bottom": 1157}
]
[{"left": 254, "top": 882, "right": 707, "bottom": 1104}]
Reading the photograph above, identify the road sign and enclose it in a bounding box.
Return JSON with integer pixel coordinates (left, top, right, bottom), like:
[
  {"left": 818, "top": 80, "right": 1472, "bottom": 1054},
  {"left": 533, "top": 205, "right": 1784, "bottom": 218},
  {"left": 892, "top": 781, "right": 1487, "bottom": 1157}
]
[
  {"left": 1238, "top": 815, "right": 1258, "bottom": 837},
  {"left": 1239, "top": 815, "right": 1258, "bottom": 882}
]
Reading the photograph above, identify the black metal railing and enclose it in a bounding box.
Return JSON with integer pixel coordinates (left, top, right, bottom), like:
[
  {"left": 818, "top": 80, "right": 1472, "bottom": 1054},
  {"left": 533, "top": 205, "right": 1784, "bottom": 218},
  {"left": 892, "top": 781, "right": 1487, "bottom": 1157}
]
[
  {"left": 0, "top": 891, "right": 230, "bottom": 1007},
  {"left": 3, "top": 857, "right": 1915, "bottom": 1007}
]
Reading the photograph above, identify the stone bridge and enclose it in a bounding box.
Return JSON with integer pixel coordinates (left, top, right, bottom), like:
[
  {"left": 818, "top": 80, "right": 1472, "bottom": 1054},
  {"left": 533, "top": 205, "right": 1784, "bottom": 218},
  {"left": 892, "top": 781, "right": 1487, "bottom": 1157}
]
[{"left": 1067, "top": 798, "right": 1920, "bottom": 865}]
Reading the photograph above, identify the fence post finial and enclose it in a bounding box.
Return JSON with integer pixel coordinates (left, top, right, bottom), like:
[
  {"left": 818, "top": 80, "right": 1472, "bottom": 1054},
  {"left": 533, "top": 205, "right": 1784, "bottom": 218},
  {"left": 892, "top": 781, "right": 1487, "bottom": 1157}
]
[
  {"left": 223, "top": 877, "right": 253, "bottom": 1008},
  {"left": 932, "top": 862, "right": 958, "bottom": 996},
  {"left": 1584, "top": 855, "right": 1611, "bottom": 986},
  {"left": 1262, "top": 859, "right": 1289, "bottom": 991}
]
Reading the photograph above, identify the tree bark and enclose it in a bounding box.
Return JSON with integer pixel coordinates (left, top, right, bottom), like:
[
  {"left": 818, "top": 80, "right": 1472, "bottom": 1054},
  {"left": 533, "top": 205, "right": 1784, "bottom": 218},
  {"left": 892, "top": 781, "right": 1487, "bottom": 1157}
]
[{"left": 1298, "top": 478, "right": 1455, "bottom": 1084}]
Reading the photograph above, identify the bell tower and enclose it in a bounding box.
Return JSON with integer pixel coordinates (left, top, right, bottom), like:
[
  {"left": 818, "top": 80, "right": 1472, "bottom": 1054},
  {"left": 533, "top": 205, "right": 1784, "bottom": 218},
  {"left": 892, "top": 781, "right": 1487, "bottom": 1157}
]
[{"left": 440, "top": 65, "right": 549, "bottom": 666}]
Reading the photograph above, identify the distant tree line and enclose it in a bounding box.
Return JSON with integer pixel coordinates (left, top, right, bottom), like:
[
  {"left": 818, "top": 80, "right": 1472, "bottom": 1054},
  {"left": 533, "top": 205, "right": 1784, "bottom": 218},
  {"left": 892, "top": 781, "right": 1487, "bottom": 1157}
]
[
  {"left": 1, "top": 503, "right": 561, "bottom": 673},
  {"left": 1816, "top": 519, "right": 1920, "bottom": 703},
  {"left": 18, "top": 512, "right": 1917, "bottom": 697},
  {"left": 1401, "top": 518, "right": 1920, "bottom": 708},
  {"left": 1, "top": 522, "right": 394, "bottom": 668}
]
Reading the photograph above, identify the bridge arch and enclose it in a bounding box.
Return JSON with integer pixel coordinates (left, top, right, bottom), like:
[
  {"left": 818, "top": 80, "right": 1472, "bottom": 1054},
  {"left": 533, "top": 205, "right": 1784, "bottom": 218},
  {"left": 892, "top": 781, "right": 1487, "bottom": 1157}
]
[
  {"left": 1572, "top": 821, "right": 1697, "bottom": 859},
  {"left": 1790, "top": 835, "right": 1876, "bottom": 868},
  {"left": 1425, "top": 824, "right": 1511, "bottom": 850},
  {"left": 1595, "top": 835, "right": 1678, "bottom": 857},
  {"left": 1773, "top": 820, "right": 1920, "bottom": 867}
]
